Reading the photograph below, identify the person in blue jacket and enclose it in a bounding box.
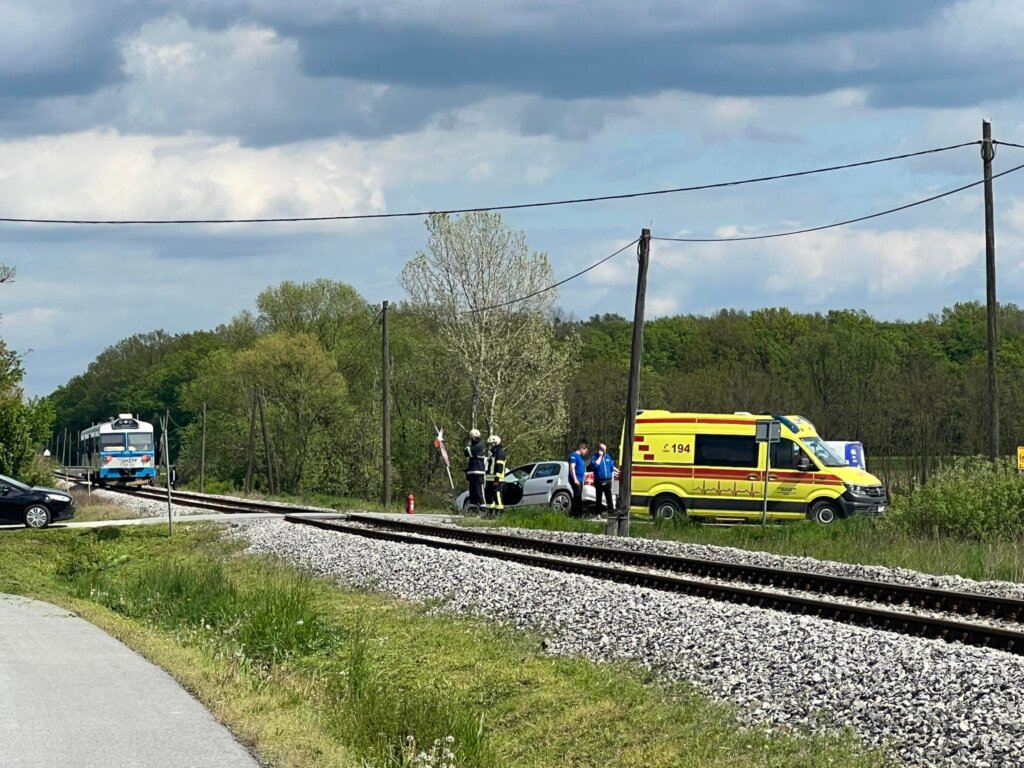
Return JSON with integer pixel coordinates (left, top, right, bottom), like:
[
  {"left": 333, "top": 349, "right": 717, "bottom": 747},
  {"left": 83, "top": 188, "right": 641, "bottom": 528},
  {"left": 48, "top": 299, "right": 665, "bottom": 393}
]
[
  {"left": 568, "top": 442, "right": 589, "bottom": 517},
  {"left": 589, "top": 443, "right": 615, "bottom": 517}
]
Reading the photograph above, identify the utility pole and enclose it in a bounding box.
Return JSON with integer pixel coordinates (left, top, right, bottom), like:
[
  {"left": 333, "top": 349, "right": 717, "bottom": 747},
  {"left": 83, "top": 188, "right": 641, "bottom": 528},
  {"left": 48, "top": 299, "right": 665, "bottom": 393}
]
[
  {"left": 244, "top": 389, "right": 257, "bottom": 494},
  {"left": 608, "top": 229, "right": 651, "bottom": 538},
  {"left": 381, "top": 301, "right": 392, "bottom": 507},
  {"left": 200, "top": 402, "right": 207, "bottom": 494},
  {"left": 62, "top": 427, "right": 68, "bottom": 467},
  {"left": 257, "top": 387, "right": 276, "bottom": 494},
  {"left": 982, "top": 119, "right": 1000, "bottom": 461},
  {"left": 161, "top": 411, "right": 173, "bottom": 536}
]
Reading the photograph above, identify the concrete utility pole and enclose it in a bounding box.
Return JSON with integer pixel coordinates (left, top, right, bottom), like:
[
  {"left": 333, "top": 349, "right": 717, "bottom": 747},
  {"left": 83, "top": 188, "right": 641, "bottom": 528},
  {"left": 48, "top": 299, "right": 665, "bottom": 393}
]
[
  {"left": 244, "top": 389, "right": 257, "bottom": 494},
  {"left": 982, "top": 119, "right": 1000, "bottom": 461},
  {"left": 608, "top": 229, "right": 650, "bottom": 538},
  {"left": 257, "top": 387, "right": 276, "bottom": 494},
  {"left": 381, "top": 301, "right": 392, "bottom": 507},
  {"left": 161, "top": 411, "right": 173, "bottom": 536},
  {"left": 199, "top": 402, "right": 207, "bottom": 494}
]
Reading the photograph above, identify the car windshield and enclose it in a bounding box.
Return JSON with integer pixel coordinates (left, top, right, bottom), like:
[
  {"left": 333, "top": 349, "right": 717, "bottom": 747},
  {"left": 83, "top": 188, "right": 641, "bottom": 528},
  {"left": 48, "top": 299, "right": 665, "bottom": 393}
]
[
  {"left": 508, "top": 465, "right": 533, "bottom": 482},
  {"left": 800, "top": 437, "right": 848, "bottom": 467},
  {"left": 0, "top": 473, "right": 30, "bottom": 491},
  {"left": 127, "top": 432, "right": 154, "bottom": 451}
]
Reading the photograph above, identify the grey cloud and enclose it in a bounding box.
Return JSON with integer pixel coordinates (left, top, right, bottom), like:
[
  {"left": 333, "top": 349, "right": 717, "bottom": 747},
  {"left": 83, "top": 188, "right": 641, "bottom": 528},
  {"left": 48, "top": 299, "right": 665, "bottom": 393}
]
[{"left": 0, "top": 0, "right": 1016, "bottom": 145}]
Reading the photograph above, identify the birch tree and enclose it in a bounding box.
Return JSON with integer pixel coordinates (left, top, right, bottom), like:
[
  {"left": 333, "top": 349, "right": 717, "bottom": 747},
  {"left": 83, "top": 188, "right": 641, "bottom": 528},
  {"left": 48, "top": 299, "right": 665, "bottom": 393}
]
[{"left": 400, "top": 213, "right": 574, "bottom": 453}]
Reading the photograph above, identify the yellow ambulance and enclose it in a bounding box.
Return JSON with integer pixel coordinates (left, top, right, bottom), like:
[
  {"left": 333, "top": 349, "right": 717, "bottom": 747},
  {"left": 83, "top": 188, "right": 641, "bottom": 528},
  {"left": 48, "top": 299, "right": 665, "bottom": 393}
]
[{"left": 624, "top": 411, "right": 888, "bottom": 524}]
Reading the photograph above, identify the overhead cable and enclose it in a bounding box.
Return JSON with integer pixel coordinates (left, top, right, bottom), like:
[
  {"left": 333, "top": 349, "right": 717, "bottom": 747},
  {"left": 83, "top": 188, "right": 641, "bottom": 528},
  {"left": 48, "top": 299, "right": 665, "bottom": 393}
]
[
  {"left": 994, "top": 140, "right": 1024, "bottom": 150},
  {"left": 653, "top": 161, "right": 1024, "bottom": 243},
  {"left": 0, "top": 142, "right": 979, "bottom": 226},
  {"left": 462, "top": 239, "right": 640, "bottom": 314}
]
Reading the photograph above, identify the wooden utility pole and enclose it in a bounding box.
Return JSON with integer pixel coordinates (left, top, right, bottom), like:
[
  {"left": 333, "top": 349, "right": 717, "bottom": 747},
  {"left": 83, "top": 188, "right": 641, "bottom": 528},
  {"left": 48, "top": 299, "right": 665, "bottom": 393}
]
[
  {"left": 244, "top": 389, "right": 257, "bottom": 494},
  {"left": 381, "top": 301, "right": 392, "bottom": 507},
  {"left": 257, "top": 387, "right": 276, "bottom": 494},
  {"left": 609, "top": 229, "right": 651, "bottom": 538},
  {"left": 62, "top": 427, "right": 68, "bottom": 467},
  {"left": 199, "top": 402, "right": 207, "bottom": 493},
  {"left": 162, "top": 411, "right": 173, "bottom": 536},
  {"left": 982, "top": 119, "right": 1000, "bottom": 461}
]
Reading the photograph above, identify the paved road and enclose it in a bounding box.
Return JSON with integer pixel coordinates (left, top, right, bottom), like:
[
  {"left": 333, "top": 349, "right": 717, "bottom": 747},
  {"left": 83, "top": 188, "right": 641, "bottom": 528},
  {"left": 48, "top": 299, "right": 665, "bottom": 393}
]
[{"left": 0, "top": 594, "right": 261, "bottom": 768}]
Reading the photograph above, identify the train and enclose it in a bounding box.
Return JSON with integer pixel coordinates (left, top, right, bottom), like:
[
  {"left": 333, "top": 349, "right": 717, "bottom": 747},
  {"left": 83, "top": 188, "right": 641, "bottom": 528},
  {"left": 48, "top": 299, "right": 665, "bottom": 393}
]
[{"left": 79, "top": 414, "right": 158, "bottom": 485}]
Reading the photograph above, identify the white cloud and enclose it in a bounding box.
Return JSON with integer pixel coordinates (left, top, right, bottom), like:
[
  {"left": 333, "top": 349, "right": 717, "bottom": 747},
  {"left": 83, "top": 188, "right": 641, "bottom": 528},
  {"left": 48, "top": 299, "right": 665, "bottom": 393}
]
[
  {"left": 0, "top": 129, "right": 384, "bottom": 222},
  {"left": 585, "top": 226, "right": 984, "bottom": 312}
]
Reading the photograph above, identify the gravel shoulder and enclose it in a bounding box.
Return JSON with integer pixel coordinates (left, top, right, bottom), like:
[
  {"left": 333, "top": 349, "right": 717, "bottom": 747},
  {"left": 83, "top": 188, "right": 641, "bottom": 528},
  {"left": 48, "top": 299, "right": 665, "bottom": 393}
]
[{"left": 236, "top": 518, "right": 1024, "bottom": 768}]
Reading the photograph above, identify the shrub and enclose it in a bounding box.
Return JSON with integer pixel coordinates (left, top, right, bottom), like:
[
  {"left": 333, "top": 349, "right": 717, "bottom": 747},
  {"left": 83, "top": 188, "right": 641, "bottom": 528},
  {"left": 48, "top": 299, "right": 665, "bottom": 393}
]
[{"left": 887, "top": 457, "right": 1024, "bottom": 540}]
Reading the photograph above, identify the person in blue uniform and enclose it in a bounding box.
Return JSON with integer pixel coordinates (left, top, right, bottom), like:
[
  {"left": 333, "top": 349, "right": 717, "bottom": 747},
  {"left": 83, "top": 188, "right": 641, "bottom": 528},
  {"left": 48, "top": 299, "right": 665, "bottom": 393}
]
[
  {"left": 590, "top": 443, "right": 615, "bottom": 517},
  {"left": 568, "top": 442, "right": 589, "bottom": 517}
]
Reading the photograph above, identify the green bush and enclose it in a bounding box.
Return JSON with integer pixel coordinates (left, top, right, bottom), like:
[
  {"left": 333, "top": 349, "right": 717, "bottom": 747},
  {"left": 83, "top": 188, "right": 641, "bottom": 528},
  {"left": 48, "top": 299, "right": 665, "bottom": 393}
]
[{"left": 887, "top": 457, "right": 1024, "bottom": 540}]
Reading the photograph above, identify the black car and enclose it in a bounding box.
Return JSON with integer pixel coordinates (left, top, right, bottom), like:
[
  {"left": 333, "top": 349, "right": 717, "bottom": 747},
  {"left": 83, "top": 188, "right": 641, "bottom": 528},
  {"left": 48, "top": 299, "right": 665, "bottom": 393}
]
[{"left": 0, "top": 474, "right": 75, "bottom": 528}]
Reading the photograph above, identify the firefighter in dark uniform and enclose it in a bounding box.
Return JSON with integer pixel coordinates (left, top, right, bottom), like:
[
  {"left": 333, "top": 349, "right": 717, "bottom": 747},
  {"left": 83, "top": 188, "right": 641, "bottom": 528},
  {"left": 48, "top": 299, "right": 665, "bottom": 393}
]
[
  {"left": 464, "top": 429, "right": 485, "bottom": 510},
  {"left": 484, "top": 435, "right": 508, "bottom": 515}
]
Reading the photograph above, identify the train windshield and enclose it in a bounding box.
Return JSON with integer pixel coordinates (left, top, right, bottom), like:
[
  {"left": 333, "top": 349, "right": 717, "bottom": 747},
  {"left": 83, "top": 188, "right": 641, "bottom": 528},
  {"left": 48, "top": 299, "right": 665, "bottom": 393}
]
[
  {"left": 101, "top": 434, "right": 126, "bottom": 452},
  {"left": 127, "top": 432, "right": 154, "bottom": 451}
]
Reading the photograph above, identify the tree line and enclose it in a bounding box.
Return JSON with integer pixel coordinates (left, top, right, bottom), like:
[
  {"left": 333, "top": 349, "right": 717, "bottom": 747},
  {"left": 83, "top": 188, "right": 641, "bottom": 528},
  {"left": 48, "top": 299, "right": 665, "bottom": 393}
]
[{"left": 40, "top": 213, "right": 1024, "bottom": 503}]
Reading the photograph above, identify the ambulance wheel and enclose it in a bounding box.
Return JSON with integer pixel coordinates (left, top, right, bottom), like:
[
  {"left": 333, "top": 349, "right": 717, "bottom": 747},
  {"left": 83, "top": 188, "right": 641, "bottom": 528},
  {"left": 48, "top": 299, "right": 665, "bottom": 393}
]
[
  {"left": 651, "top": 495, "right": 683, "bottom": 522},
  {"left": 809, "top": 499, "right": 840, "bottom": 525}
]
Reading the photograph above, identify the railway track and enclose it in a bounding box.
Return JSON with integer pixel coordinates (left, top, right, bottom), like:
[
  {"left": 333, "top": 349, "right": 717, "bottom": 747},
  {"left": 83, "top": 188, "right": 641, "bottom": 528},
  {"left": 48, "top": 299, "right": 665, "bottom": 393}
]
[
  {"left": 69, "top": 480, "right": 1024, "bottom": 655},
  {"left": 102, "top": 485, "right": 303, "bottom": 516},
  {"left": 285, "top": 513, "right": 1024, "bottom": 656}
]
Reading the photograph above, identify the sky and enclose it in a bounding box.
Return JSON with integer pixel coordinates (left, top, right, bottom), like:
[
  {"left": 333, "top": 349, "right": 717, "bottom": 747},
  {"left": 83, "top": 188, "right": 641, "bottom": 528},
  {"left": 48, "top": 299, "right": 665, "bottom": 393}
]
[{"left": 3, "top": 0, "right": 1024, "bottom": 395}]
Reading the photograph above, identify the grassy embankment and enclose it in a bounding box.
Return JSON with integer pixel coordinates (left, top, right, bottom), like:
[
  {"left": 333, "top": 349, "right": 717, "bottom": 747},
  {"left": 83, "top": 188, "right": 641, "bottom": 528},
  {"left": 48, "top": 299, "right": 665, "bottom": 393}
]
[
  {"left": 66, "top": 488, "right": 142, "bottom": 522},
  {"left": 0, "top": 523, "right": 890, "bottom": 768}
]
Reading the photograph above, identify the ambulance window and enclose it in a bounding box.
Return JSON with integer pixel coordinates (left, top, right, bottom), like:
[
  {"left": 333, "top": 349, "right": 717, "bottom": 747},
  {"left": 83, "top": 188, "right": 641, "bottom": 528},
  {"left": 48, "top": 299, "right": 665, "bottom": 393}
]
[
  {"left": 694, "top": 435, "right": 759, "bottom": 468},
  {"left": 770, "top": 440, "right": 809, "bottom": 470}
]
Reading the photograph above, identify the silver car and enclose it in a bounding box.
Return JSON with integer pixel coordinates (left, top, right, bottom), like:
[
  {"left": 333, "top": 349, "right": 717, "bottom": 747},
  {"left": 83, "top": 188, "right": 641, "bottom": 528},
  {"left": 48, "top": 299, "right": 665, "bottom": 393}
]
[{"left": 453, "top": 460, "right": 617, "bottom": 514}]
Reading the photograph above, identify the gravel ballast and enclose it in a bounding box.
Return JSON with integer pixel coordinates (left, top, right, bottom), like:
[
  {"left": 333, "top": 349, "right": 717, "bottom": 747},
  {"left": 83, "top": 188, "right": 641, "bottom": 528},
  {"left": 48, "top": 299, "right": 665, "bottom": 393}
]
[{"left": 237, "top": 518, "right": 1024, "bottom": 768}]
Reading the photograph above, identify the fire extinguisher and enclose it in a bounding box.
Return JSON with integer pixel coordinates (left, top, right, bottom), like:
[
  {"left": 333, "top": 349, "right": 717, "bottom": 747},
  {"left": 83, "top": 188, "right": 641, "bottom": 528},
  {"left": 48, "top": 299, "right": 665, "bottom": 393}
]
[{"left": 406, "top": 494, "right": 415, "bottom": 514}]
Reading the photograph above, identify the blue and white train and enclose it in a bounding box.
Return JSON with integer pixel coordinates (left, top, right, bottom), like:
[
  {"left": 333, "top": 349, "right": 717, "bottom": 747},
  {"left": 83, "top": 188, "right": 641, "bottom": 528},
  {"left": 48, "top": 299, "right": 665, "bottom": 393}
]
[{"left": 80, "top": 414, "right": 158, "bottom": 485}]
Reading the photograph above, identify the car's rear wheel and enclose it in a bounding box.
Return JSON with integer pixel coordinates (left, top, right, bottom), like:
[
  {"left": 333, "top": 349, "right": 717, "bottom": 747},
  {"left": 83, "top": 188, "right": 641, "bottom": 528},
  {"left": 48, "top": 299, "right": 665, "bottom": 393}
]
[
  {"left": 550, "top": 491, "right": 572, "bottom": 514},
  {"left": 809, "top": 499, "right": 840, "bottom": 525},
  {"left": 24, "top": 505, "right": 51, "bottom": 529},
  {"left": 651, "top": 495, "right": 683, "bottom": 522}
]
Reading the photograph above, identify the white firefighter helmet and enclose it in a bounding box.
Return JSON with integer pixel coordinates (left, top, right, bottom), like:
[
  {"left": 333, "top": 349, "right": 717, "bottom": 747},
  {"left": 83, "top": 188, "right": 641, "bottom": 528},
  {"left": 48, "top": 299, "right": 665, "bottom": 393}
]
[
  {"left": 469, "top": 428, "right": 481, "bottom": 439},
  {"left": 487, "top": 435, "right": 501, "bottom": 446}
]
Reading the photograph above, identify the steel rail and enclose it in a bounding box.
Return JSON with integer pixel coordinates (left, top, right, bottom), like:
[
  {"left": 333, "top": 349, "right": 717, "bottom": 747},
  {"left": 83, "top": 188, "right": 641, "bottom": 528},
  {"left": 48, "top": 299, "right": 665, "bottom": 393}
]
[
  {"left": 286, "top": 514, "right": 1024, "bottom": 655},
  {"left": 343, "top": 514, "right": 1024, "bottom": 622},
  {"left": 105, "top": 486, "right": 288, "bottom": 515}
]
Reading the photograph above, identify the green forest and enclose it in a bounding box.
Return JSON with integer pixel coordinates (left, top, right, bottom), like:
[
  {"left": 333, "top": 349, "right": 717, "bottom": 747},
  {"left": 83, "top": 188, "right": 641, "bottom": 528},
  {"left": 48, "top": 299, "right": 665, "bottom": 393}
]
[{"left": 34, "top": 213, "right": 1024, "bottom": 505}]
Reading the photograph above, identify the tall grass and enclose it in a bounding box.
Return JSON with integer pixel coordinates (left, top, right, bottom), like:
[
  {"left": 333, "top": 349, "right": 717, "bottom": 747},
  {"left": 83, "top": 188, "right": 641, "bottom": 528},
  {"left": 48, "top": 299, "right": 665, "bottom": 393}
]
[
  {"left": 887, "top": 456, "right": 1024, "bottom": 540},
  {"left": 56, "top": 529, "right": 495, "bottom": 767}
]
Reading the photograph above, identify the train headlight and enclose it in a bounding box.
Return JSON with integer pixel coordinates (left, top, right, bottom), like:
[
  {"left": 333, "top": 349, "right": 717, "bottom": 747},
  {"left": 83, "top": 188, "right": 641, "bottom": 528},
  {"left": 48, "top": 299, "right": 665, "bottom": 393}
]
[
  {"left": 103, "top": 455, "right": 113, "bottom": 464},
  {"left": 141, "top": 455, "right": 151, "bottom": 463}
]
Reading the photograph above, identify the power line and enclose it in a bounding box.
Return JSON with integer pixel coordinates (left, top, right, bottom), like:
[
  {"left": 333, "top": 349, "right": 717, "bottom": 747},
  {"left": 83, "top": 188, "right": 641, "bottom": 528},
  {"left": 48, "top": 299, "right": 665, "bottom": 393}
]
[
  {"left": 341, "top": 307, "right": 385, "bottom": 382},
  {"left": 653, "top": 161, "right": 1024, "bottom": 244},
  {"left": 462, "top": 238, "right": 640, "bottom": 314},
  {"left": 0, "top": 142, "right": 979, "bottom": 226},
  {"left": 995, "top": 140, "right": 1024, "bottom": 150}
]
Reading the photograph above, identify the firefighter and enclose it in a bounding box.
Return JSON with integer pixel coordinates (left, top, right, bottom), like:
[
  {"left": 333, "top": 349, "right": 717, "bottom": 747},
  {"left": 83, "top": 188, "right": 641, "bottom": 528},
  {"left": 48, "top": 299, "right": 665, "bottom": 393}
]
[
  {"left": 464, "top": 429, "right": 485, "bottom": 510},
  {"left": 485, "top": 435, "right": 508, "bottom": 514}
]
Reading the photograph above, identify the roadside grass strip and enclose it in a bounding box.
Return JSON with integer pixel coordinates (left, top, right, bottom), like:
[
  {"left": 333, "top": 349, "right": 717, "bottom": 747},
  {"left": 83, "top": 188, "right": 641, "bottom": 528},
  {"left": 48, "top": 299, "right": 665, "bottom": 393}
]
[{"left": 0, "top": 524, "right": 890, "bottom": 767}]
